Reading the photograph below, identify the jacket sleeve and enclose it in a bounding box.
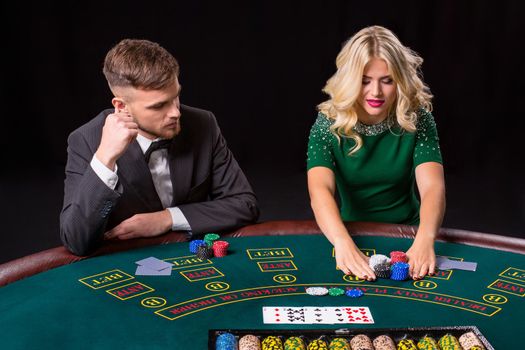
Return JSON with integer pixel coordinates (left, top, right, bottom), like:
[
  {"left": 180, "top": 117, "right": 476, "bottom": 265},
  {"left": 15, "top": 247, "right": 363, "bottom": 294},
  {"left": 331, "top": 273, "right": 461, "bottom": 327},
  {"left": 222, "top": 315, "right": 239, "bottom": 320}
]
[
  {"left": 59, "top": 130, "right": 121, "bottom": 256},
  {"left": 178, "top": 114, "right": 259, "bottom": 233}
]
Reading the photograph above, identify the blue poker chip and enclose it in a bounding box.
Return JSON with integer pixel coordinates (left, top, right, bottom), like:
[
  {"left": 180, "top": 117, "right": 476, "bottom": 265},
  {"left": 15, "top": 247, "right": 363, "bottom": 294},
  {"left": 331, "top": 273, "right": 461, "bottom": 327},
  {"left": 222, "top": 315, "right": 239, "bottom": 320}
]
[
  {"left": 390, "top": 262, "right": 410, "bottom": 281},
  {"left": 189, "top": 239, "right": 206, "bottom": 254},
  {"left": 216, "top": 332, "right": 237, "bottom": 350},
  {"left": 345, "top": 288, "right": 364, "bottom": 298}
]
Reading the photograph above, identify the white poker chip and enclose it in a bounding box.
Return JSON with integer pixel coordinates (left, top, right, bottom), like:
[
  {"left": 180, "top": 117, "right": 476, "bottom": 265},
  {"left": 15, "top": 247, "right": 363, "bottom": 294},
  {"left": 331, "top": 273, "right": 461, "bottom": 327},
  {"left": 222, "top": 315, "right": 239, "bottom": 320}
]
[
  {"left": 369, "top": 254, "right": 391, "bottom": 269},
  {"left": 305, "top": 287, "right": 329, "bottom": 296}
]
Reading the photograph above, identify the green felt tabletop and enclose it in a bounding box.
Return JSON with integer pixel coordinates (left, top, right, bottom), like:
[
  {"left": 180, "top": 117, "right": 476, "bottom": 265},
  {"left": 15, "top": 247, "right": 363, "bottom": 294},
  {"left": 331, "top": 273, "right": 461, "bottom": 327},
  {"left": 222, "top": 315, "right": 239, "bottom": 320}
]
[{"left": 0, "top": 235, "right": 524, "bottom": 349}]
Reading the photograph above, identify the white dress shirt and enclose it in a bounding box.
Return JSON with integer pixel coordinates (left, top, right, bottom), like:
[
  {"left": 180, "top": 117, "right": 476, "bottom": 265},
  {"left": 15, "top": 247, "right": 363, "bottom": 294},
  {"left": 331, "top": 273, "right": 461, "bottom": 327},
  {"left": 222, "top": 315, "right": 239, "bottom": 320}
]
[{"left": 90, "top": 134, "right": 191, "bottom": 231}]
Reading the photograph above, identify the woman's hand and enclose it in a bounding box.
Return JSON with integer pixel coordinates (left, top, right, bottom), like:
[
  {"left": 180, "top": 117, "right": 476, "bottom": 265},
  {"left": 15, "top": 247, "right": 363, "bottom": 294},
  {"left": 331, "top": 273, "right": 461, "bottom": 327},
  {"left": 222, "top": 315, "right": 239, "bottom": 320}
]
[
  {"left": 406, "top": 235, "right": 436, "bottom": 279},
  {"left": 333, "top": 236, "right": 376, "bottom": 281}
]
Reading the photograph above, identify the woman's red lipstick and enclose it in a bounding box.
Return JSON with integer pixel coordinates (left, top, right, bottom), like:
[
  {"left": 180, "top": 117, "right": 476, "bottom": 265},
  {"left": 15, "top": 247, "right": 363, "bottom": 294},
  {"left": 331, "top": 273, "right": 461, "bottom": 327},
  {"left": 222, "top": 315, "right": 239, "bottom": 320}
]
[{"left": 366, "top": 99, "right": 385, "bottom": 108}]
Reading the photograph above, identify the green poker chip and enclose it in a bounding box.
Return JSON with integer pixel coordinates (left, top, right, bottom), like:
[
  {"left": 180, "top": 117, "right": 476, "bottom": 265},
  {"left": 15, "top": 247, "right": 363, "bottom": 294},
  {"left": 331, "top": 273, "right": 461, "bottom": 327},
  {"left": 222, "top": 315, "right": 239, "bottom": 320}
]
[{"left": 328, "top": 287, "right": 345, "bottom": 296}]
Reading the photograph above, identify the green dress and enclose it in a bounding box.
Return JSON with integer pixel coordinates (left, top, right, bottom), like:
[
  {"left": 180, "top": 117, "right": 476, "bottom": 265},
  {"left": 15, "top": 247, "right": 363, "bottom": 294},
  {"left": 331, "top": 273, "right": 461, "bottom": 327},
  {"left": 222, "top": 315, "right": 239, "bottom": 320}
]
[{"left": 306, "top": 110, "right": 442, "bottom": 225}]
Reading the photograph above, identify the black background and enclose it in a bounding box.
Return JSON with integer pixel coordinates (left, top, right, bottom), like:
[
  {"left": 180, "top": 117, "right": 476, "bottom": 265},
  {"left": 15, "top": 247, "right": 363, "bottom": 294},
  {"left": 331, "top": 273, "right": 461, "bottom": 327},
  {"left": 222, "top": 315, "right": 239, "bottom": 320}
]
[{"left": 1, "top": 1, "right": 524, "bottom": 264}]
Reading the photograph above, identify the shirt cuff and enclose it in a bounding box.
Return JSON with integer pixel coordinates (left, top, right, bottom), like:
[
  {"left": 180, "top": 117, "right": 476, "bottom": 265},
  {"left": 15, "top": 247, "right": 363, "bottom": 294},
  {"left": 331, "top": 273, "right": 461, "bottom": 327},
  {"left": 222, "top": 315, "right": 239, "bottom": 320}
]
[
  {"left": 167, "top": 207, "right": 192, "bottom": 231},
  {"left": 90, "top": 155, "right": 119, "bottom": 190}
]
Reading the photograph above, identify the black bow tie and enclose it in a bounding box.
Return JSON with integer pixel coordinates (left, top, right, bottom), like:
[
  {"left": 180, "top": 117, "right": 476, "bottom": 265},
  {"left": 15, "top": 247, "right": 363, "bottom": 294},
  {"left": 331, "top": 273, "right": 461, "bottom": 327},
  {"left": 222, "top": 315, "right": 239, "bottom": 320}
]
[{"left": 144, "top": 139, "right": 172, "bottom": 163}]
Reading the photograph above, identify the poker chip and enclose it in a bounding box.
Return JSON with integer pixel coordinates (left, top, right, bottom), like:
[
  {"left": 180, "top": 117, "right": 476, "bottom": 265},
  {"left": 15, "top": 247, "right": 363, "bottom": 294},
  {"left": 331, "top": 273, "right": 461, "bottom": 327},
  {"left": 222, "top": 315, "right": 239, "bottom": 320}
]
[
  {"left": 396, "top": 338, "right": 417, "bottom": 350},
  {"left": 350, "top": 334, "right": 373, "bottom": 350},
  {"left": 458, "top": 331, "right": 485, "bottom": 350},
  {"left": 262, "top": 335, "right": 284, "bottom": 350},
  {"left": 212, "top": 240, "right": 230, "bottom": 257},
  {"left": 305, "top": 287, "right": 329, "bottom": 296},
  {"left": 390, "top": 262, "right": 410, "bottom": 281},
  {"left": 344, "top": 288, "right": 364, "bottom": 298},
  {"left": 216, "top": 332, "right": 237, "bottom": 350},
  {"left": 239, "top": 334, "right": 261, "bottom": 350},
  {"left": 327, "top": 287, "right": 345, "bottom": 296},
  {"left": 372, "top": 335, "right": 396, "bottom": 350},
  {"left": 189, "top": 239, "right": 205, "bottom": 254},
  {"left": 438, "top": 334, "right": 461, "bottom": 350},
  {"left": 374, "top": 262, "right": 392, "bottom": 279},
  {"left": 417, "top": 336, "right": 438, "bottom": 350},
  {"left": 390, "top": 251, "right": 407, "bottom": 263},
  {"left": 197, "top": 244, "right": 214, "bottom": 259},
  {"left": 284, "top": 336, "right": 306, "bottom": 350},
  {"left": 204, "top": 233, "right": 221, "bottom": 247},
  {"left": 368, "top": 254, "right": 391, "bottom": 269},
  {"left": 328, "top": 337, "right": 350, "bottom": 350},
  {"left": 306, "top": 339, "right": 328, "bottom": 350}
]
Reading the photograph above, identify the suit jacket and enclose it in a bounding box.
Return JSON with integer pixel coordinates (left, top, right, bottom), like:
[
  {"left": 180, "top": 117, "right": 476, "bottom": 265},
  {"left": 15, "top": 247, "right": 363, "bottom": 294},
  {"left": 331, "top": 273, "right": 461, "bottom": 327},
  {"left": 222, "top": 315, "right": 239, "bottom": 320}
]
[{"left": 60, "top": 104, "right": 259, "bottom": 255}]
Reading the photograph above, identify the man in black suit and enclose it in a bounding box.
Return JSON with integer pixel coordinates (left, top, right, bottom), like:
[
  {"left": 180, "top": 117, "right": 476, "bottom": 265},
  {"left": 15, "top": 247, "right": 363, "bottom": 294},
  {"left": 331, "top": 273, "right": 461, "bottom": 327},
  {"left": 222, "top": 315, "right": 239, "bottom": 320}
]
[{"left": 60, "top": 39, "right": 259, "bottom": 256}]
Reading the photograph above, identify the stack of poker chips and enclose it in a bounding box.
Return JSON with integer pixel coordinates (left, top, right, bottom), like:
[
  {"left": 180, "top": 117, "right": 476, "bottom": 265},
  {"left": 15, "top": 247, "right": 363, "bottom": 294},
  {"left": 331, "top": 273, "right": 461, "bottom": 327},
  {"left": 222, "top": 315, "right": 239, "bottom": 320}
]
[
  {"left": 417, "top": 335, "right": 439, "bottom": 349},
  {"left": 390, "top": 250, "right": 408, "bottom": 263},
  {"left": 373, "top": 335, "right": 396, "bottom": 350},
  {"left": 349, "top": 334, "right": 373, "bottom": 350},
  {"left": 306, "top": 339, "right": 328, "bottom": 349},
  {"left": 438, "top": 334, "right": 462, "bottom": 350},
  {"left": 212, "top": 240, "right": 230, "bottom": 257},
  {"left": 216, "top": 332, "right": 237, "bottom": 350},
  {"left": 397, "top": 338, "right": 418, "bottom": 350},
  {"left": 368, "top": 254, "right": 391, "bottom": 279},
  {"left": 390, "top": 262, "right": 410, "bottom": 281},
  {"left": 204, "top": 233, "right": 221, "bottom": 247},
  {"left": 197, "top": 244, "right": 214, "bottom": 260},
  {"left": 189, "top": 239, "right": 206, "bottom": 254},
  {"left": 284, "top": 336, "right": 305, "bottom": 349},
  {"left": 239, "top": 334, "right": 261, "bottom": 350},
  {"left": 262, "top": 335, "right": 283, "bottom": 349},
  {"left": 389, "top": 251, "right": 409, "bottom": 280},
  {"left": 190, "top": 233, "right": 230, "bottom": 259},
  {"left": 369, "top": 252, "right": 410, "bottom": 280},
  {"left": 458, "top": 332, "right": 485, "bottom": 350},
  {"left": 328, "top": 338, "right": 350, "bottom": 349}
]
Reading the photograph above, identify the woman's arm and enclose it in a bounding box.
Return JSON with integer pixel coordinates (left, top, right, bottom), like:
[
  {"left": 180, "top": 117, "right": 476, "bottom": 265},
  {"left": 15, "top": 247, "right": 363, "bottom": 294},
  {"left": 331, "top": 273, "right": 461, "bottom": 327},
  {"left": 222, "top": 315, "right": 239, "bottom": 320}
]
[
  {"left": 308, "top": 166, "right": 376, "bottom": 280},
  {"left": 407, "top": 161, "right": 446, "bottom": 279}
]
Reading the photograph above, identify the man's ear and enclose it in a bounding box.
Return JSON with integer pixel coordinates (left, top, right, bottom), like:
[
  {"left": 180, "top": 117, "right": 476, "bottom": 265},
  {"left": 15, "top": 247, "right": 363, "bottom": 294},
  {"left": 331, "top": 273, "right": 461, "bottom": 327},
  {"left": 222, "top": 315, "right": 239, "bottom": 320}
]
[{"left": 111, "top": 97, "right": 127, "bottom": 113}]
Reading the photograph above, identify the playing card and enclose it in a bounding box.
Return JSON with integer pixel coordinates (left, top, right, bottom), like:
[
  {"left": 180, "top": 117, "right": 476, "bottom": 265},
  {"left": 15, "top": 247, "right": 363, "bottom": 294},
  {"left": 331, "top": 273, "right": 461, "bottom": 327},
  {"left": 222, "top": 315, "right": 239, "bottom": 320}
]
[
  {"left": 135, "top": 265, "right": 172, "bottom": 276},
  {"left": 135, "top": 257, "right": 173, "bottom": 271},
  {"left": 341, "top": 306, "right": 374, "bottom": 324},
  {"left": 305, "top": 307, "right": 330, "bottom": 324},
  {"left": 263, "top": 307, "right": 306, "bottom": 324}
]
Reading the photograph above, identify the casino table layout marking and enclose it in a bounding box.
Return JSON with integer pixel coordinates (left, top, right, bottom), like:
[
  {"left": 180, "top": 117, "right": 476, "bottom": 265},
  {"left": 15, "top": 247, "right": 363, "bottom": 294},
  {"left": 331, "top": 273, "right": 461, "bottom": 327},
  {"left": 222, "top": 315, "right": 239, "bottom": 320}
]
[
  {"left": 73, "top": 236, "right": 522, "bottom": 328},
  {"left": 151, "top": 283, "right": 502, "bottom": 321}
]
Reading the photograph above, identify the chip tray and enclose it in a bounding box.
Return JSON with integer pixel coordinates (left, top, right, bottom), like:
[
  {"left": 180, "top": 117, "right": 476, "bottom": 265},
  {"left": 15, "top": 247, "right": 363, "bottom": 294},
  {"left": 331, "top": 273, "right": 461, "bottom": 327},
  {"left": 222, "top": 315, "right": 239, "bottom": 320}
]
[{"left": 209, "top": 325, "right": 494, "bottom": 349}]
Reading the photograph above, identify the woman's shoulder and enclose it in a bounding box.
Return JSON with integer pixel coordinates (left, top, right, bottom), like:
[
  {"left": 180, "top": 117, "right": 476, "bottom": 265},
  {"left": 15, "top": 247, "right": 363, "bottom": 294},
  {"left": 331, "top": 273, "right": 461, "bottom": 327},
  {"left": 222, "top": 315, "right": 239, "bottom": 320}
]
[
  {"left": 313, "top": 111, "right": 335, "bottom": 129},
  {"left": 416, "top": 108, "right": 437, "bottom": 130}
]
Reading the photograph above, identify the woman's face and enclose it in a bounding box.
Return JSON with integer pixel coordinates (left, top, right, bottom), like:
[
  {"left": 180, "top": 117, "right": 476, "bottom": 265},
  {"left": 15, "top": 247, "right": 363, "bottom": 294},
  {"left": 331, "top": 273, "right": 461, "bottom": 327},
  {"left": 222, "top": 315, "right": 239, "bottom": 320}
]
[{"left": 356, "top": 57, "right": 397, "bottom": 124}]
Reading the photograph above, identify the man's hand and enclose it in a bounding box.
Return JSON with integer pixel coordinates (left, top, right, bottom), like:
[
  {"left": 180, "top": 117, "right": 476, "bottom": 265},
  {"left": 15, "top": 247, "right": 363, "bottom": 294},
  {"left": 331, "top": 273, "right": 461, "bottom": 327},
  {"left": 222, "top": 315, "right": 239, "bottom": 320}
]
[
  {"left": 95, "top": 109, "right": 139, "bottom": 170},
  {"left": 104, "top": 210, "right": 173, "bottom": 240}
]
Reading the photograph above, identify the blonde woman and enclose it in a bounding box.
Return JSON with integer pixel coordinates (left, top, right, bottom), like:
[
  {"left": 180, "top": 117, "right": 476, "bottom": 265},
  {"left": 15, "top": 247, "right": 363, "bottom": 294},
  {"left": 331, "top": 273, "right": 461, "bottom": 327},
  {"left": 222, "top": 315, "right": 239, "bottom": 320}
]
[{"left": 307, "top": 26, "right": 445, "bottom": 281}]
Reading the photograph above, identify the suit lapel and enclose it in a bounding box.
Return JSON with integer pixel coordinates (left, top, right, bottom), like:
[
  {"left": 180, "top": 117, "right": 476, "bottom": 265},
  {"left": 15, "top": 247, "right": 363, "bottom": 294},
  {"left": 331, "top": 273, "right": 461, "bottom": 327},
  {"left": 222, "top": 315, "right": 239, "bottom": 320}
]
[
  {"left": 117, "top": 141, "right": 164, "bottom": 212},
  {"left": 169, "top": 130, "right": 193, "bottom": 206}
]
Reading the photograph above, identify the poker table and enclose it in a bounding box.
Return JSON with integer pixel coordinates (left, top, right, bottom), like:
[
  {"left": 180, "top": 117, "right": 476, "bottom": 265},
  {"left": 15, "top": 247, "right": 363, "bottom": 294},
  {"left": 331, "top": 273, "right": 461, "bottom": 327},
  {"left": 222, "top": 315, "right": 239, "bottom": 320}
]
[{"left": 1, "top": 220, "right": 524, "bottom": 349}]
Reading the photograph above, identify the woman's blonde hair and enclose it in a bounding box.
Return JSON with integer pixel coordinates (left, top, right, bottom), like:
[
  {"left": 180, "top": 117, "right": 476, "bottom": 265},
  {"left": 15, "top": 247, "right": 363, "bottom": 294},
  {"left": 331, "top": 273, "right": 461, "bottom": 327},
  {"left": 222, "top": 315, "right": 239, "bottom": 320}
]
[{"left": 318, "top": 25, "right": 433, "bottom": 154}]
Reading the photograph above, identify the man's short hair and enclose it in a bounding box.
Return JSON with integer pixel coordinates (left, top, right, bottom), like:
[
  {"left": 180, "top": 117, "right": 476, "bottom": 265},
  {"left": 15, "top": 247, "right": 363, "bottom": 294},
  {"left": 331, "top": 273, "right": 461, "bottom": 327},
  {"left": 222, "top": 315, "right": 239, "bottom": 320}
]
[{"left": 103, "top": 39, "right": 179, "bottom": 90}]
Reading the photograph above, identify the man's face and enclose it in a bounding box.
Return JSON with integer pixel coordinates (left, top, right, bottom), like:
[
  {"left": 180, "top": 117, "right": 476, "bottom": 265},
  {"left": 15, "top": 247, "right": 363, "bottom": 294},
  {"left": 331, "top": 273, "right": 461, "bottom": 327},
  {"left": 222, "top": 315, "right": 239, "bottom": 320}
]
[{"left": 119, "top": 79, "right": 182, "bottom": 140}]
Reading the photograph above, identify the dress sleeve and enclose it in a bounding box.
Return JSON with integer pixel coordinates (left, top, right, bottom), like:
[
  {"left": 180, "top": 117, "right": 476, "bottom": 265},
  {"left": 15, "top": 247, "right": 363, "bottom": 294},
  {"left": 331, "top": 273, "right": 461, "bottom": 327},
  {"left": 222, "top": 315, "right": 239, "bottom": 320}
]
[
  {"left": 413, "top": 110, "right": 443, "bottom": 166},
  {"left": 306, "top": 113, "right": 337, "bottom": 171}
]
